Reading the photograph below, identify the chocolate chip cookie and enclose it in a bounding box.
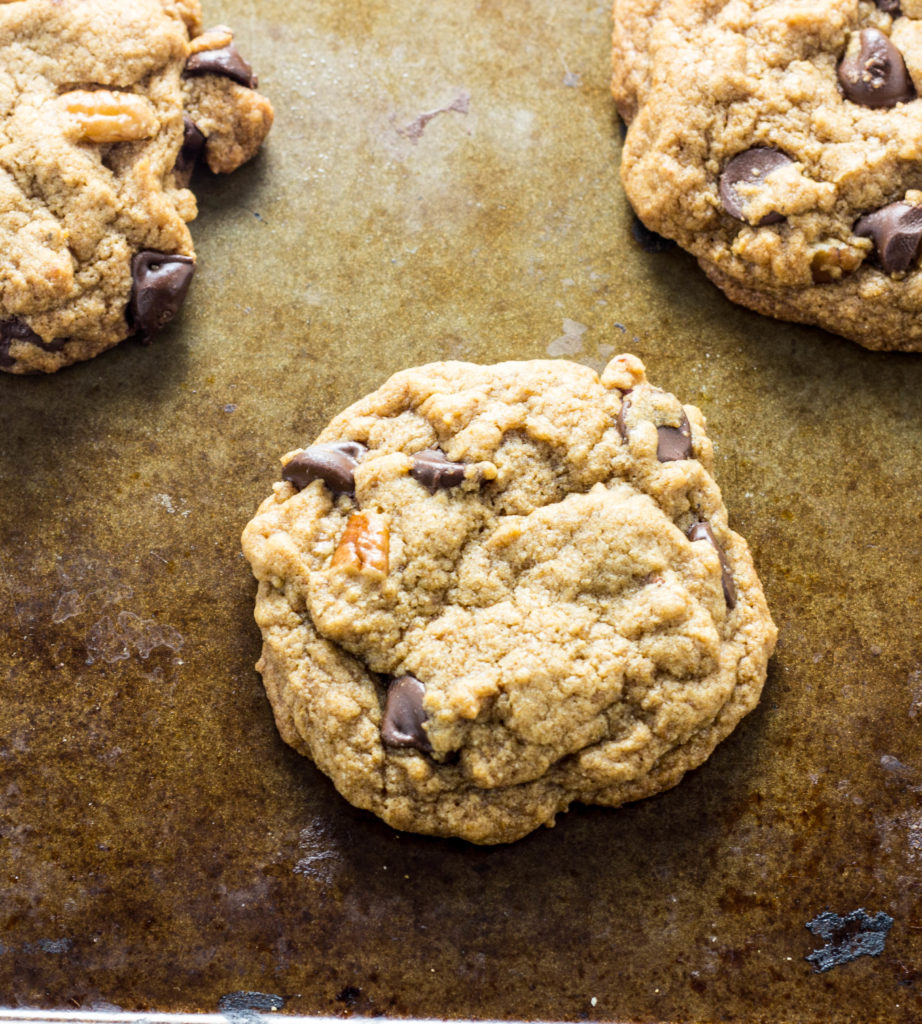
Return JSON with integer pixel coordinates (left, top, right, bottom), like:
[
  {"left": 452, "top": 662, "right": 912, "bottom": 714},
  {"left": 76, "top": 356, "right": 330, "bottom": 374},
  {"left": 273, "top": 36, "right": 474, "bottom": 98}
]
[
  {"left": 241, "top": 355, "right": 777, "bottom": 844},
  {"left": 0, "top": 0, "right": 273, "bottom": 374},
  {"left": 612, "top": 0, "right": 922, "bottom": 350}
]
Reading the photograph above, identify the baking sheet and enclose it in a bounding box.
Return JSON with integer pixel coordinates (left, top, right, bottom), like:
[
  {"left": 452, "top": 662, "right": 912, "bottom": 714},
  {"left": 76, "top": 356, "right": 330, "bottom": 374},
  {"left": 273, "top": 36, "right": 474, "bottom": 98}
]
[{"left": 2, "top": 0, "right": 921, "bottom": 1021}]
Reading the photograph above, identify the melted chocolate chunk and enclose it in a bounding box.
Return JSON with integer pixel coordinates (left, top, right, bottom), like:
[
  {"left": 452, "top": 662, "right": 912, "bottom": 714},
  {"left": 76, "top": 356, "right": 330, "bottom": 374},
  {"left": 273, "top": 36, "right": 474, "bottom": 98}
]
[
  {"left": 410, "top": 449, "right": 467, "bottom": 492},
  {"left": 129, "top": 251, "right": 195, "bottom": 340},
  {"left": 630, "top": 213, "right": 676, "bottom": 253},
  {"left": 854, "top": 201, "right": 922, "bottom": 274},
  {"left": 185, "top": 43, "right": 258, "bottom": 88},
  {"left": 0, "top": 318, "right": 66, "bottom": 367},
  {"left": 281, "top": 441, "right": 367, "bottom": 494},
  {"left": 687, "top": 520, "right": 737, "bottom": 609},
  {"left": 381, "top": 675, "right": 432, "bottom": 753},
  {"left": 719, "top": 149, "right": 792, "bottom": 225},
  {"left": 175, "top": 116, "right": 206, "bottom": 182},
  {"left": 657, "top": 412, "right": 692, "bottom": 462},
  {"left": 0, "top": 319, "right": 41, "bottom": 367},
  {"left": 838, "top": 28, "right": 914, "bottom": 108}
]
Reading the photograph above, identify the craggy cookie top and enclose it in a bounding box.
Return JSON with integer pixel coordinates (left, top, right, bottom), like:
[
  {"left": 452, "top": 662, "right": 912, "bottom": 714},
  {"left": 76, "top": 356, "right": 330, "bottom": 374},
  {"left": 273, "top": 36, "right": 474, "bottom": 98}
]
[
  {"left": 242, "top": 355, "right": 777, "bottom": 844},
  {"left": 0, "top": 0, "right": 272, "bottom": 373},
  {"left": 612, "top": 0, "right": 922, "bottom": 349}
]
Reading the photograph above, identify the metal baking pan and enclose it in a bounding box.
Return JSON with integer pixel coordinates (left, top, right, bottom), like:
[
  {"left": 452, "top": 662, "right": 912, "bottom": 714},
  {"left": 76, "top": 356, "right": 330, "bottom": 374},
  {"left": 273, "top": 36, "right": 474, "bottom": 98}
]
[{"left": 1, "top": 0, "right": 920, "bottom": 1021}]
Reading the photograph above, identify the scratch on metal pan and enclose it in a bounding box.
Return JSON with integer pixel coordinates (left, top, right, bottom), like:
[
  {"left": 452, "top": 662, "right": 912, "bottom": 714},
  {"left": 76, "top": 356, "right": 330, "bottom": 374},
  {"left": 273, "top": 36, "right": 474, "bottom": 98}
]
[{"left": 805, "top": 907, "right": 894, "bottom": 973}]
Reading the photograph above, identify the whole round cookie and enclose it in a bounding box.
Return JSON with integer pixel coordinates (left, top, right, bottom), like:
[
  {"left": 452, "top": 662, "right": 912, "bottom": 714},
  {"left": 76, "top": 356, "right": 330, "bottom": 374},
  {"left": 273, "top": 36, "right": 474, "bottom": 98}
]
[
  {"left": 612, "top": 0, "right": 922, "bottom": 350},
  {"left": 0, "top": 0, "right": 273, "bottom": 374},
  {"left": 241, "top": 355, "right": 777, "bottom": 844}
]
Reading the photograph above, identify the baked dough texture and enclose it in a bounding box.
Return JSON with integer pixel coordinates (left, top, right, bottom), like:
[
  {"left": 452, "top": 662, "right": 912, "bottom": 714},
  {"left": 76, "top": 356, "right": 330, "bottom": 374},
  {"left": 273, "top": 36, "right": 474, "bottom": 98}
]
[
  {"left": 0, "top": 0, "right": 273, "bottom": 373},
  {"left": 612, "top": 0, "right": 922, "bottom": 350},
  {"left": 242, "top": 355, "right": 777, "bottom": 844}
]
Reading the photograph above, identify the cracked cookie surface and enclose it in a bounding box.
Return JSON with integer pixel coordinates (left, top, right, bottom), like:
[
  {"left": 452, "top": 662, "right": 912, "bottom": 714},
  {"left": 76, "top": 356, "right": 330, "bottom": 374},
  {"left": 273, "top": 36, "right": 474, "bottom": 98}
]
[
  {"left": 0, "top": 0, "right": 273, "bottom": 373},
  {"left": 242, "top": 355, "right": 776, "bottom": 844},
  {"left": 612, "top": 0, "right": 922, "bottom": 349}
]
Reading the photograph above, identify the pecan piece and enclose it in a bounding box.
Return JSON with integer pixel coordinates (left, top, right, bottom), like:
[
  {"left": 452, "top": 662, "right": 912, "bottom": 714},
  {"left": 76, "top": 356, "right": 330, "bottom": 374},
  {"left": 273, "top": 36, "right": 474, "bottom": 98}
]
[
  {"left": 810, "top": 242, "right": 865, "bottom": 283},
  {"left": 188, "top": 25, "right": 234, "bottom": 54},
  {"left": 331, "top": 512, "right": 389, "bottom": 577},
  {"left": 60, "top": 90, "right": 158, "bottom": 143}
]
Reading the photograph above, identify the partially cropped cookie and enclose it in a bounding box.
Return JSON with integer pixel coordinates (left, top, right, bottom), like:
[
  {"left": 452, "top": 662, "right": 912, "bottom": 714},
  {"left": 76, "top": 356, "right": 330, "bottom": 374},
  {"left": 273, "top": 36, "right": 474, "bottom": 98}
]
[
  {"left": 612, "top": 0, "right": 922, "bottom": 350},
  {"left": 242, "top": 355, "right": 777, "bottom": 844},
  {"left": 0, "top": 0, "right": 273, "bottom": 374}
]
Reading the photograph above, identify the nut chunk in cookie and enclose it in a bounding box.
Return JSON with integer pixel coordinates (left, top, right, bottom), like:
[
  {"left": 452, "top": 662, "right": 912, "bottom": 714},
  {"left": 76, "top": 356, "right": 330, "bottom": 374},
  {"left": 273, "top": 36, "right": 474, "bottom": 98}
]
[
  {"left": 241, "top": 354, "right": 777, "bottom": 844},
  {"left": 612, "top": 0, "right": 922, "bottom": 350},
  {"left": 0, "top": 0, "right": 273, "bottom": 374}
]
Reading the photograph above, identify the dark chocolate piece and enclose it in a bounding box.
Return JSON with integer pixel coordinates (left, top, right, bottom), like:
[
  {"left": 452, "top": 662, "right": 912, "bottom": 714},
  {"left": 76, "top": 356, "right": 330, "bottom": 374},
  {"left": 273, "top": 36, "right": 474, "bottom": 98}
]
[
  {"left": 657, "top": 412, "right": 692, "bottom": 462},
  {"left": 719, "top": 149, "right": 792, "bottom": 225},
  {"left": 174, "top": 116, "right": 206, "bottom": 182},
  {"left": 617, "top": 392, "right": 691, "bottom": 460},
  {"left": 630, "top": 213, "right": 676, "bottom": 253},
  {"left": 185, "top": 43, "right": 258, "bottom": 89},
  {"left": 854, "top": 201, "right": 922, "bottom": 274},
  {"left": 281, "top": 441, "right": 367, "bottom": 494},
  {"left": 838, "top": 28, "right": 914, "bottom": 108},
  {"left": 129, "top": 251, "right": 195, "bottom": 340},
  {"left": 381, "top": 675, "right": 432, "bottom": 753},
  {"left": 410, "top": 449, "right": 467, "bottom": 492},
  {"left": 687, "top": 520, "right": 737, "bottom": 609},
  {"left": 0, "top": 318, "right": 66, "bottom": 368},
  {"left": 0, "top": 319, "right": 41, "bottom": 367}
]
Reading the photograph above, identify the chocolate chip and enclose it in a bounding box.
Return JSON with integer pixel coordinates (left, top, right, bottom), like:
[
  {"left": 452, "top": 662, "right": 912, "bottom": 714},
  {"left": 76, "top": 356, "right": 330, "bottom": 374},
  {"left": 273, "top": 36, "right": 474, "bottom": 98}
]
[
  {"left": 0, "top": 319, "right": 40, "bottom": 367},
  {"left": 174, "top": 116, "right": 206, "bottom": 183},
  {"left": 838, "top": 28, "right": 914, "bottom": 108},
  {"left": 0, "top": 318, "right": 67, "bottom": 368},
  {"left": 616, "top": 391, "right": 633, "bottom": 440},
  {"left": 185, "top": 43, "right": 258, "bottom": 88},
  {"left": 630, "top": 213, "right": 676, "bottom": 253},
  {"left": 687, "top": 520, "right": 737, "bottom": 609},
  {"left": 657, "top": 412, "right": 692, "bottom": 462},
  {"left": 875, "top": 0, "right": 901, "bottom": 13},
  {"left": 281, "top": 441, "right": 367, "bottom": 494},
  {"left": 854, "top": 201, "right": 922, "bottom": 274},
  {"left": 410, "top": 449, "right": 467, "bottom": 492},
  {"left": 381, "top": 675, "right": 432, "bottom": 753},
  {"left": 719, "top": 149, "right": 792, "bottom": 225},
  {"left": 618, "top": 392, "right": 691, "bottom": 460},
  {"left": 129, "top": 251, "right": 195, "bottom": 340}
]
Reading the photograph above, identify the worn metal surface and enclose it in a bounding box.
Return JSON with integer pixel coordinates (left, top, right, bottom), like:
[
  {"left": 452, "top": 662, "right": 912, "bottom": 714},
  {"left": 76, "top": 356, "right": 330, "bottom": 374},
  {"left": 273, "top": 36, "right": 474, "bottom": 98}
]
[{"left": 1, "top": 0, "right": 921, "bottom": 1021}]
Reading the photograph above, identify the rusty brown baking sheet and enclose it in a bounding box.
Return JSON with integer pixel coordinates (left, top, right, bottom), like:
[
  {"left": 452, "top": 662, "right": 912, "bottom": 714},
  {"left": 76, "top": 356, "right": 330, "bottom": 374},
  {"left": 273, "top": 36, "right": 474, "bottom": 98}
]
[{"left": 2, "top": 0, "right": 921, "bottom": 1021}]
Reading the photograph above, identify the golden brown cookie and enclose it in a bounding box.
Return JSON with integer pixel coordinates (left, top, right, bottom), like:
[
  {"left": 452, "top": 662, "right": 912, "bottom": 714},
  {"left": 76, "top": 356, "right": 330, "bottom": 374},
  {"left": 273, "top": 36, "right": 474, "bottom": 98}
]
[
  {"left": 0, "top": 0, "right": 273, "bottom": 373},
  {"left": 612, "top": 0, "right": 922, "bottom": 350},
  {"left": 242, "top": 355, "right": 777, "bottom": 844}
]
